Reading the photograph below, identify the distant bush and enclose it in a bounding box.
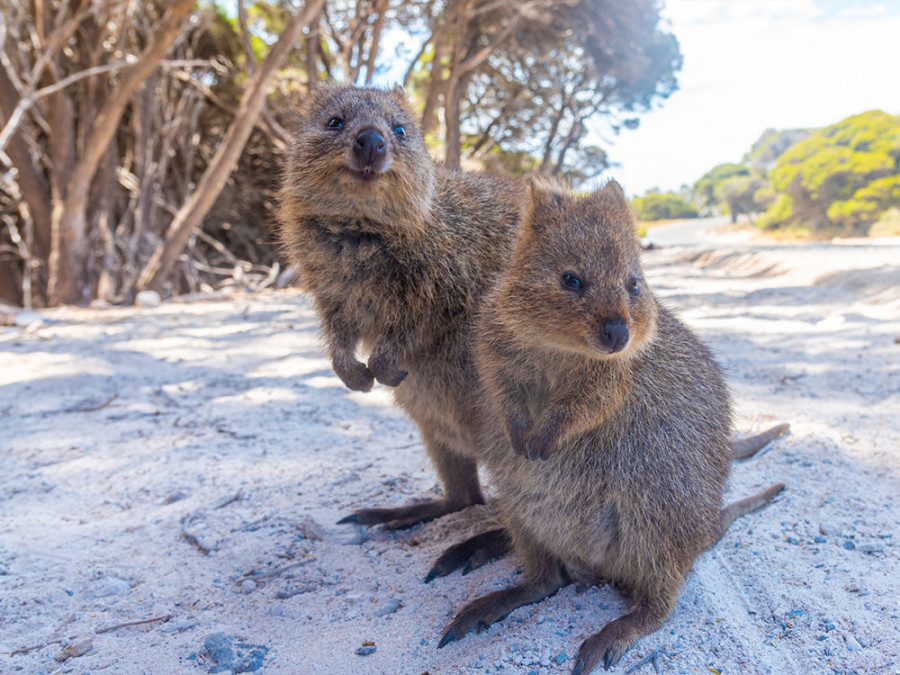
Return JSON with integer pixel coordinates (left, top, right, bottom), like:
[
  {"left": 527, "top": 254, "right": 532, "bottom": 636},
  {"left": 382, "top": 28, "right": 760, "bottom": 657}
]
[
  {"left": 763, "top": 110, "right": 900, "bottom": 235},
  {"left": 632, "top": 192, "right": 698, "bottom": 221}
]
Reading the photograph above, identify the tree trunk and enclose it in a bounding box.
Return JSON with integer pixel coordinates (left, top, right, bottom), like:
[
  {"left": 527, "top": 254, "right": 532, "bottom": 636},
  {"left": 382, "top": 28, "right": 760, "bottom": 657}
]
[
  {"left": 419, "top": 36, "right": 445, "bottom": 135},
  {"left": 539, "top": 109, "right": 564, "bottom": 174},
  {"left": 137, "top": 0, "right": 325, "bottom": 294},
  {"left": 0, "top": 262, "right": 22, "bottom": 306},
  {"left": 363, "top": 0, "right": 389, "bottom": 84},
  {"left": 552, "top": 119, "right": 583, "bottom": 176},
  {"left": 47, "top": 0, "right": 194, "bottom": 305},
  {"left": 443, "top": 74, "right": 470, "bottom": 169},
  {"left": 441, "top": 2, "right": 469, "bottom": 169}
]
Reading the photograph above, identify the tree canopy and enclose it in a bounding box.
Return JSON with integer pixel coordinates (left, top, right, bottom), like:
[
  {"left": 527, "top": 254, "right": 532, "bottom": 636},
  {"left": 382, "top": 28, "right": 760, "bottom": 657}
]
[
  {"left": 632, "top": 190, "right": 697, "bottom": 222},
  {"left": 761, "top": 110, "right": 900, "bottom": 234},
  {"left": 0, "top": 0, "right": 681, "bottom": 307},
  {"left": 648, "top": 110, "right": 900, "bottom": 236}
]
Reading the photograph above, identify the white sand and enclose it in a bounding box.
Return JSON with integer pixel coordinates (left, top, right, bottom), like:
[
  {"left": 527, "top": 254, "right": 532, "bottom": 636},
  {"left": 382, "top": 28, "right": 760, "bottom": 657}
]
[{"left": 2, "top": 232, "right": 898, "bottom": 674}]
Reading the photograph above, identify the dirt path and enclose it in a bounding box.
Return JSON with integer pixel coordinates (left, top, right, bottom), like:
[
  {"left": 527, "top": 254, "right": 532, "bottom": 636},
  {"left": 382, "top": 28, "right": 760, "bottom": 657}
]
[{"left": 2, "top": 235, "right": 898, "bottom": 674}]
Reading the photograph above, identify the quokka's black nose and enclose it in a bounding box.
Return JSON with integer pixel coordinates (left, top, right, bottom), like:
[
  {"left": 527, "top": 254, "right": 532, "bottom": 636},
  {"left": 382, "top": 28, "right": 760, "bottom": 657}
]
[
  {"left": 354, "top": 127, "right": 386, "bottom": 167},
  {"left": 600, "top": 318, "right": 629, "bottom": 352}
]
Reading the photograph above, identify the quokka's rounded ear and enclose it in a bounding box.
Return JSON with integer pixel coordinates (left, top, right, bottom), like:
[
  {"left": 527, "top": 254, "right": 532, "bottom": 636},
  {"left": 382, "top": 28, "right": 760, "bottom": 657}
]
[
  {"left": 524, "top": 176, "right": 569, "bottom": 234},
  {"left": 391, "top": 84, "right": 408, "bottom": 101},
  {"left": 298, "top": 79, "right": 342, "bottom": 118},
  {"left": 598, "top": 179, "right": 629, "bottom": 205},
  {"left": 527, "top": 176, "right": 567, "bottom": 210}
]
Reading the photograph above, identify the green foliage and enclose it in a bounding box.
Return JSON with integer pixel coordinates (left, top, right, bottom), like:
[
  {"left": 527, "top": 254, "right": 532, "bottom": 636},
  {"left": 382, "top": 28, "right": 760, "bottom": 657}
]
[
  {"left": 714, "top": 174, "right": 768, "bottom": 222},
  {"left": 762, "top": 110, "right": 900, "bottom": 235},
  {"left": 757, "top": 194, "right": 796, "bottom": 230},
  {"left": 693, "top": 163, "right": 750, "bottom": 209},
  {"left": 827, "top": 175, "right": 900, "bottom": 229},
  {"left": 632, "top": 191, "right": 698, "bottom": 221}
]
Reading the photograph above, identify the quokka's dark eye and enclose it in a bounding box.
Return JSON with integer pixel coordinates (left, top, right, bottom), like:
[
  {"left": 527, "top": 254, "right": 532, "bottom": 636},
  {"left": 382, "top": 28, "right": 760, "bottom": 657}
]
[
  {"left": 393, "top": 125, "right": 406, "bottom": 137},
  {"left": 326, "top": 117, "right": 344, "bottom": 129},
  {"left": 627, "top": 278, "right": 641, "bottom": 295},
  {"left": 561, "top": 272, "right": 584, "bottom": 292}
]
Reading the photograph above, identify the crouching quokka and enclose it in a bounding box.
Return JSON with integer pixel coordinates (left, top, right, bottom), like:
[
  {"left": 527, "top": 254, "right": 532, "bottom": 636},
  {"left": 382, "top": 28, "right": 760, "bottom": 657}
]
[{"left": 437, "top": 179, "right": 785, "bottom": 673}]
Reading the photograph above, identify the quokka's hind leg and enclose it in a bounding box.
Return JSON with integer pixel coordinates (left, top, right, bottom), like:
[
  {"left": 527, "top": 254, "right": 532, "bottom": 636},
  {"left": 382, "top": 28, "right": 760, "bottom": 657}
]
[
  {"left": 713, "top": 482, "right": 786, "bottom": 546},
  {"left": 338, "top": 499, "right": 469, "bottom": 529},
  {"left": 572, "top": 598, "right": 673, "bottom": 674},
  {"left": 731, "top": 423, "right": 790, "bottom": 460},
  {"left": 338, "top": 438, "right": 485, "bottom": 530},
  {"left": 425, "top": 528, "right": 511, "bottom": 583},
  {"left": 438, "top": 547, "right": 568, "bottom": 648}
]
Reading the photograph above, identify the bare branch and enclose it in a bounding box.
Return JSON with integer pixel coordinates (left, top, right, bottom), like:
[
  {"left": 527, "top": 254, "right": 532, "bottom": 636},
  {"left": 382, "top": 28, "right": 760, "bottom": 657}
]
[{"left": 0, "top": 61, "right": 133, "bottom": 154}]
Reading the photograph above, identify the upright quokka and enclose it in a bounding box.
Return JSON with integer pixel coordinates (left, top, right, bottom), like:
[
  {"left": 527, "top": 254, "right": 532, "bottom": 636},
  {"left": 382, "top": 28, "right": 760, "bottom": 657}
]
[
  {"left": 437, "top": 179, "right": 785, "bottom": 673},
  {"left": 277, "top": 83, "right": 523, "bottom": 528}
]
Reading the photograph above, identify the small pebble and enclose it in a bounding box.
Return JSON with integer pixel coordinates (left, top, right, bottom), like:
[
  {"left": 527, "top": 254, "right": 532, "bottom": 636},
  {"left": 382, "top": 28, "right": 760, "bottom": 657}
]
[
  {"left": 241, "top": 579, "right": 257, "bottom": 594},
  {"left": 165, "top": 490, "right": 190, "bottom": 504},
  {"left": 555, "top": 652, "right": 569, "bottom": 665},
  {"left": 819, "top": 523, "right": 840, "bottom": 536},
  {"left": 813, "top": 536, "right": 827, "bottom": 543},
  {"left": 356, "top": 645, "right": 377, "bottom": 656},
  {"left": 203, "top": 633, "right": 235, "bottom": 667},
  {"left": 135, "top": 290, "right": 161, "bottom": 308},
  {"left": 55, "top": 635, "right": 93, "bottom": 662},
  {"left": 844, "top": 634, "right": 863, "bottom": 651},
  {"left": 344, "top": 525, "right": 368, "bottom": 546},
  {"left": 858, "top": 542, "right": 884, "bottom": 554},
  {"left": 842, "top": 540, "right": 855, "bottom": 551},
  {"left": 376, "top": 598, "right": 402, "bottom": 616}
]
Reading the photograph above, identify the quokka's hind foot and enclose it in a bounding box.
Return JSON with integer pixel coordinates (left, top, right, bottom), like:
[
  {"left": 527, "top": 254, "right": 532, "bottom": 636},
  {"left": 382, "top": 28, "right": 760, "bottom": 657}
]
[
  {"left": 424, "top": 528, "right": 511, "bottom": 583},
  {"left": 572, "top": 605, "right": 667, "bottom": 674},
  {"left": 338, "top": 498, "right": 470, "bottom": 530},
  {"left": 438, "top": 564, "right": 568, "bottom": 648},
  {"left": 731, "top": 423, "right": 790, "bottom": 460}
]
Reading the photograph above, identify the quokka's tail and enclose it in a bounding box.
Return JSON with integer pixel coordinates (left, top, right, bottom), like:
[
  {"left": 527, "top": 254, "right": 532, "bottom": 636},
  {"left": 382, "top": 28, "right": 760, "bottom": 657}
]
[
  {"left": 731, "top": 423, "right": 790, "bottom": 460},
  {"left": 714, "top": 482, "right": 786, "bottom": 546}
]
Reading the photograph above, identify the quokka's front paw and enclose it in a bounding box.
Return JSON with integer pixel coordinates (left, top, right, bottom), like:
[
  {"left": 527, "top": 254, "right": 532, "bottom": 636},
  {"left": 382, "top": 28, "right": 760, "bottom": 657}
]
[
  {"left": 506, "top": 415, "right": 532, "bottom": 458},
  {"left": 523, "top": 435, "right": 558, "bottom": 461},
  {"left": 334, "top": 359, "right": 375, "bottom": 392},
  {"left": 368, "top": 352, "right": 408, "bottom": 387},
  {"left": 523, "top": 414, "right": 563, "bottom": 461}
]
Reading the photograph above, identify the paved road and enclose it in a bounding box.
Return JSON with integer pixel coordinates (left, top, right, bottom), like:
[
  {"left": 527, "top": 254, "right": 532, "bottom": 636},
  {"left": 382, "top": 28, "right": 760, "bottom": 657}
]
[{"left": 643, "top": 216, "right": 733, "bottom": 247}]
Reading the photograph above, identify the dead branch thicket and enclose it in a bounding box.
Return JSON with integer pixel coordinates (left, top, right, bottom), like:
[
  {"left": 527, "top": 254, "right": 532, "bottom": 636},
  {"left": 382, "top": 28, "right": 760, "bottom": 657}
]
[
  {"left": 0, "top": 0, "right": 319, "bottom": 307},
  {"left": 0, "top": 0, "right": 680, "bottom": 308}
]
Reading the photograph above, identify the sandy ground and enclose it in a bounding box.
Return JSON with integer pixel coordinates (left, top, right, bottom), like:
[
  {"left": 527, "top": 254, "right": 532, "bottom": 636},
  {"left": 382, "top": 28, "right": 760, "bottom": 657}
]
[{"left": 1, "top": 230, "right": 898, "bottom": 675}]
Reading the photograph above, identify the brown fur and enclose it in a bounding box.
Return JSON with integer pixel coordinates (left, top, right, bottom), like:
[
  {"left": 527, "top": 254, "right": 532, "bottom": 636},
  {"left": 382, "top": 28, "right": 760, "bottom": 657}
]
[
  {"left": 439, "top": 179, "right": 785, "bottom": 672},
  {"left": 277, "top": 84, "right": 784, "bottom": 537},
  {"left": 276, "top": 83, "right": 523, "bottom": 527}
]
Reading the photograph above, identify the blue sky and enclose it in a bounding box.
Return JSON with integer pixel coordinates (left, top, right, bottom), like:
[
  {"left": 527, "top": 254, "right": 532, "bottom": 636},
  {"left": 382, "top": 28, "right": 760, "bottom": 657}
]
[{"left": 602, "top": 0, "right": 900, "bottom": 196}]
